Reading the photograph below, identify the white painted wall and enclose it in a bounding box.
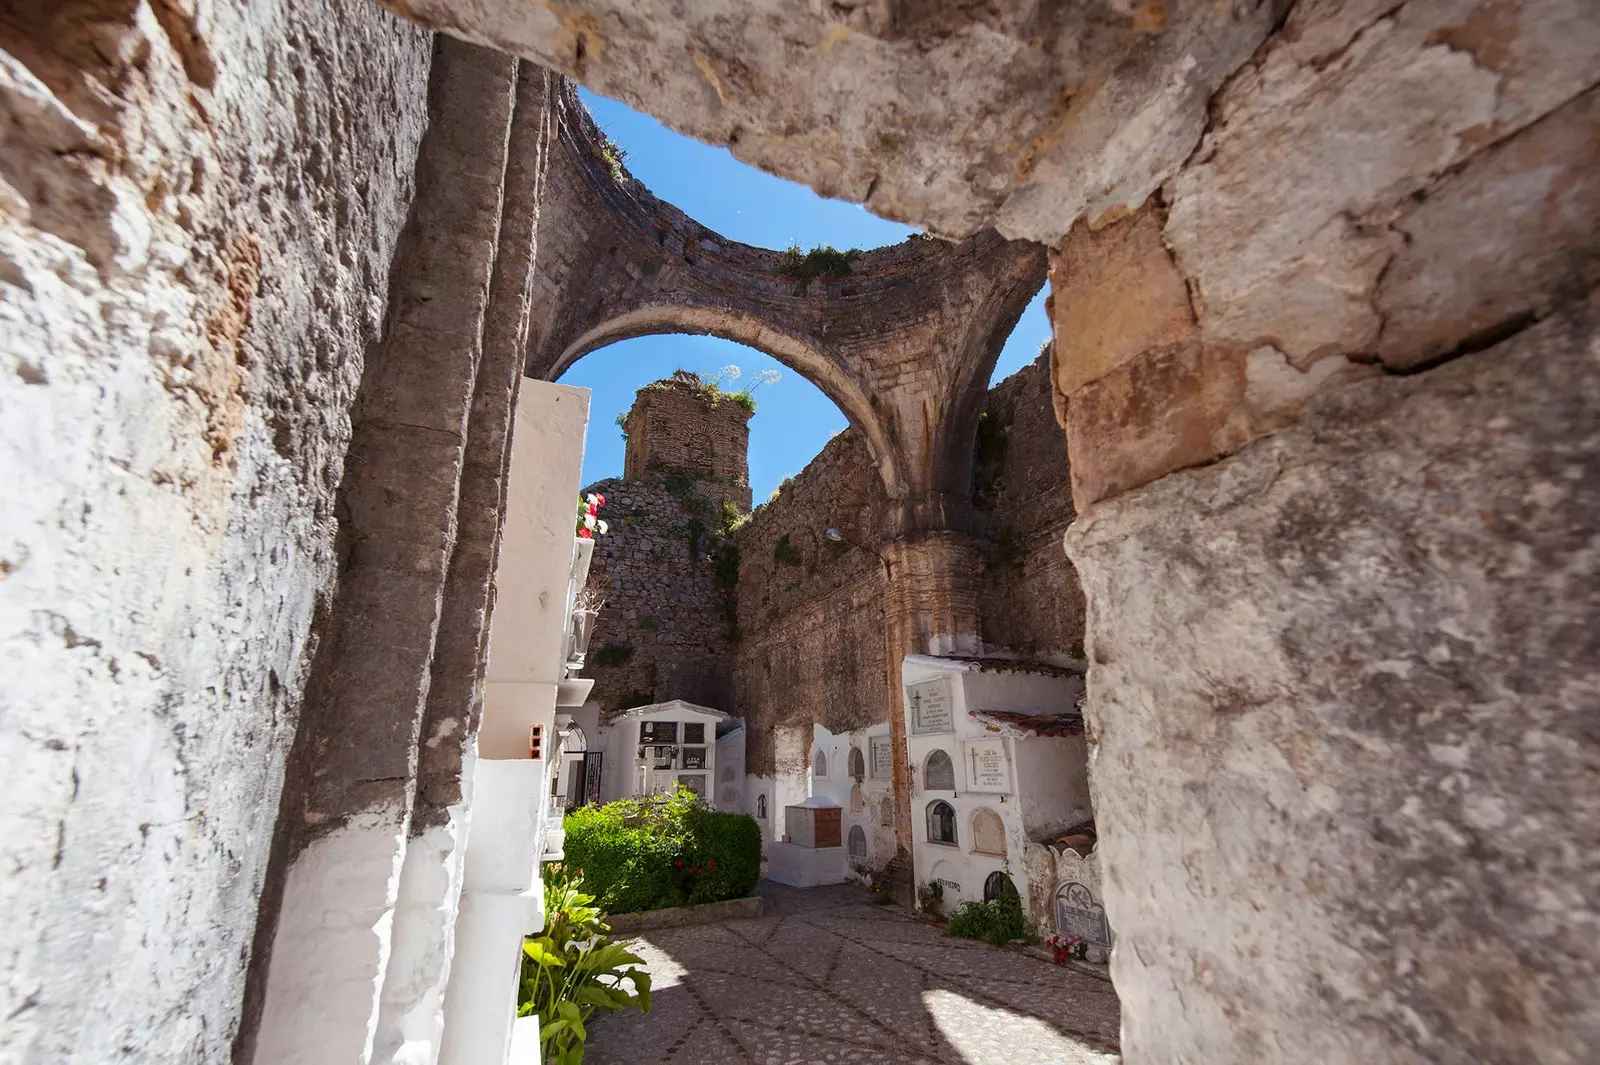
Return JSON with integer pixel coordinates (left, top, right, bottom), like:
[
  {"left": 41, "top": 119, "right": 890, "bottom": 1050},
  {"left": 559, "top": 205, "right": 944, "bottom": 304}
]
[
  {"left": 901, "top": 656, "right": 1088, "bottom": 916},
  {"left": 438, "top": 381, "right": 588, "bottom": 1065}
]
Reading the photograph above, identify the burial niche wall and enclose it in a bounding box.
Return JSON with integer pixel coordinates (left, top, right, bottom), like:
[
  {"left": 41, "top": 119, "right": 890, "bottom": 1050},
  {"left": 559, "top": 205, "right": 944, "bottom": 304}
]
[{"left": 0, "top": 3, "right": 432, "bottom": 1060}]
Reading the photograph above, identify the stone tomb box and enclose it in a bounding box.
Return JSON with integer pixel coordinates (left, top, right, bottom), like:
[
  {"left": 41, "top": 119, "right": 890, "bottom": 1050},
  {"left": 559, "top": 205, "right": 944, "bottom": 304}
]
[{"left": 785, "top": 795, "right": 842, "bottom": 848}]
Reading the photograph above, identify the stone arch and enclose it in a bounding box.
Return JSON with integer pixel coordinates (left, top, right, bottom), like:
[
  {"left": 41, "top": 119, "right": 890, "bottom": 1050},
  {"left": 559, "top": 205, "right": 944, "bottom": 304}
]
[
  {"left": 850, "top": 783, "right": 865, "bottom": 812},
  {"left": 547, "top": 305, "right": 905, "bottom": 499},
  {"left": 879, "top": 794, "right": 894, "bottom": 828},
  {"left": 923, "top": 749, "right": 956, "bottom": 792},
  {"left": 756, "top": 794, "right": 768, "bottom": 819},
  {"left": 812, "top": 748, "right": 828, "bottom": 778},
  {"left": 970, "top": 807, "right": 1006, "bottom": 857}
]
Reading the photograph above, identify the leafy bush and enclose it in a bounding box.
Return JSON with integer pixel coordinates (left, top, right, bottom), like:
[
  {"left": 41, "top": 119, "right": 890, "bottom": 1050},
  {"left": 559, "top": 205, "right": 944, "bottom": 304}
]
[
  {"left": 519, "top": 878, "right": 651, "bottom": 1065},
  {"left": 946, "top": 885, "right": 1034, "bottom": 947},
  {"left": 563, "top": 786, "right": 761, "bottom": 914}
]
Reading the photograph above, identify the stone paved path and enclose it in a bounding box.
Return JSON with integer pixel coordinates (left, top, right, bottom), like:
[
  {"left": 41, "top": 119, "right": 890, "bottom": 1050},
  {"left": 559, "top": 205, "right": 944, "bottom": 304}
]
[{"left": 587, "top": 882, "right": 1121, "bottom": 1065}]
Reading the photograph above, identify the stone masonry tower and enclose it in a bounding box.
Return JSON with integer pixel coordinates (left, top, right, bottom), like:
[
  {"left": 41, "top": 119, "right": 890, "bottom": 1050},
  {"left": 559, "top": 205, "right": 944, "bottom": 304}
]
[{"left": 622, "top": 371, "right": 754, "bottom": 511}]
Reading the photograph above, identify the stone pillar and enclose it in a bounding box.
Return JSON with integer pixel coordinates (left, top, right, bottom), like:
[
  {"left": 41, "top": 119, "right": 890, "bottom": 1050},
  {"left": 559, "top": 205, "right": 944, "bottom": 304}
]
[
  {"left": 880, "top": 529, "right": 984, "bottom": 856},
  {"left": 249, "top": 40, "right": 519, "bottom": 1065},
  {"left": 1051, "top": 8, "right": 1599, "bottom": 1062},
  {"left": 371, "top": 65, "right": 554, "bottom": 1065}
]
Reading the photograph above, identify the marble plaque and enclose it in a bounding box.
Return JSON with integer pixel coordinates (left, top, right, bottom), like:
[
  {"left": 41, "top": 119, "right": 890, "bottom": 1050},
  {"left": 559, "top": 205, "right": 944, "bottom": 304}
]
[
  {"left": 869, "top": 735, "right": 893, "bottom": 779},
  {"left": 962, "top": 738, "right": 1012, "bottom": 793},
  {"left": 907, "top": 678, "right": 954, "bottom": 734}
]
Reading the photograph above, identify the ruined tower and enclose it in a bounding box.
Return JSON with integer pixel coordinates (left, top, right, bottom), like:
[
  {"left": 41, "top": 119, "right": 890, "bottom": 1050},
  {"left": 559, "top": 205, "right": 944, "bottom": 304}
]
[{"left": 621, "top": 370, "right": 754, "bottom": 512}]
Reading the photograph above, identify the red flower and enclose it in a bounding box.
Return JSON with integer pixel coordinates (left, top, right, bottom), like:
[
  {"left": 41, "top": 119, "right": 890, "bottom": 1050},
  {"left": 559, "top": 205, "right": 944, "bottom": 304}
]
[
  {"left": 674, "top": 860, "right": 684, "bottom": 867},
  {"left": 577, "top": 528, "right": 593, "bottom": 539},
  {"left": 706, "top": 860, "right": 716, "bottom": 868},
  {"left": 595, "top": 494, "right": 606, "bottom": 507}
]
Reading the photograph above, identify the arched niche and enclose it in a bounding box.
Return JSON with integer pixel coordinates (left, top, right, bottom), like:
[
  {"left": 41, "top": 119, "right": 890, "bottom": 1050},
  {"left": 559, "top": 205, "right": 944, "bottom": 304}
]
[
  {"left": 848, "top": 746, "right": 866, "bottom": 781},
  {"left": 812, "top": 748, "right": 828, "bottom": 778},
  {"left": 926, "top": 799, "right": 957, "bottom": 846},
  {"left": 923, "top": 749, "right": 956, "bottom": 792},
  {"left": 879, "top": 794, "right": 894, "bottom": 828},
  {"left": 848, "top": 824, "right": 867, "bottom": 859},
  {"left": 970, "top": 807, "right": 1006, "bottom": 857}
]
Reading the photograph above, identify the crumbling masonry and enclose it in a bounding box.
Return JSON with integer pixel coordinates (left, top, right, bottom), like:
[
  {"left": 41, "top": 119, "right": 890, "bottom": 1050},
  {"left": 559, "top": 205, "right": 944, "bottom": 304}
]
[{"left": 1, "top": 2, "right": 1596, "bottom": 1064}]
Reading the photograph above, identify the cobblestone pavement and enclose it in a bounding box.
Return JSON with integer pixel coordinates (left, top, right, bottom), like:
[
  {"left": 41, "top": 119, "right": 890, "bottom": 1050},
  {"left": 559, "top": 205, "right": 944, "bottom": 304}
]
[{"left": 587, "top": 882, "right": 1122, "bottom": 1065}]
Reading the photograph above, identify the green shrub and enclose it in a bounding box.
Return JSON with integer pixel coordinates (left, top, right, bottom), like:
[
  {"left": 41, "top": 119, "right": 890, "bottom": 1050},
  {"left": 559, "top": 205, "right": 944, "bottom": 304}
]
[
  {"left": 946, "top": 883, "right": 1034, "bottom": 947},
  {"left": 563, "top": 786, "right": 761, "bottom": 914},
  {"left": 679, "top": 805, "right": 762, "bottom": 904},
  {"left": 519, "top": 878, "right": 651, "bottom": 1065}
]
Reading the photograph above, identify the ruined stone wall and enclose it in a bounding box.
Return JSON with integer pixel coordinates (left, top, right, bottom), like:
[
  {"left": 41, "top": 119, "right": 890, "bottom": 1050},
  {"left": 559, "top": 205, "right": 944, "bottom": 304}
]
[
  {"left": 622, "top": 373, "right": 754, "bottom": 511},
  {"left": 582, "top": 478, "right": 735, "bottom": 714},
  {"left": 732, "top": 429, "right": 892, "bottom": 775},
  {"left": 975, "top": 350, "right": 1086, "bottom": 658},
  {"left": 0, "top": 2, "right": 433, "bottom": 1061},
  {"left": 731, "top": 356, "right": 1086, "bottom": 775}
]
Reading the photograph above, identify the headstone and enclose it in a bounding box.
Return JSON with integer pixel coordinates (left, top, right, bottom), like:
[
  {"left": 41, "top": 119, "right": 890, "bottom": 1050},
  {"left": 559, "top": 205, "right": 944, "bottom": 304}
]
[
  {"left": 923, "top": 749, "right": 956, "bottom": 791},
  {"left": 1055, "top": 881, "right": 1112, "bottom": 949},
  {"left": 907, "top": 678, "right": 954, "bottom": 734},
  {"left": 961, "top": 738, "right": 1013, "bottom": 793},
  {"left": 869, "top": 735, "right": 893, "bottom": 779}
]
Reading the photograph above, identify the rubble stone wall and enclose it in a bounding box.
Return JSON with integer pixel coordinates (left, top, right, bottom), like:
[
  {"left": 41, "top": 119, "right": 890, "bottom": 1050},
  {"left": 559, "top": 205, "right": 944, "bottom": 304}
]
[
  {"left": 0, "top": 2, "right": 433, "bottom": 1061},
  {"left": 581, "top": 478, "right": 736, "bottom": 715},
  {"left": 730, "top": 353, "right": 1085, "bottom": 776}
]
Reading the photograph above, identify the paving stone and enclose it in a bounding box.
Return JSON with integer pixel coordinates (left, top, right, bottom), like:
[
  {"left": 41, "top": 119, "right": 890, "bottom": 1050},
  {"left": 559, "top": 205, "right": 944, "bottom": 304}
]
[{"left": 588, "top": 883, "right": 1121, "bottom": 1064}]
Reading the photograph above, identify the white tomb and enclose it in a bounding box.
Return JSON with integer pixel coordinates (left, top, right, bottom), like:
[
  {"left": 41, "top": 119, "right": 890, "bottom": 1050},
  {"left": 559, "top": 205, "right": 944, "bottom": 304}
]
[{"left": 767, "top": 796, "right": 848, "bottom": 887}]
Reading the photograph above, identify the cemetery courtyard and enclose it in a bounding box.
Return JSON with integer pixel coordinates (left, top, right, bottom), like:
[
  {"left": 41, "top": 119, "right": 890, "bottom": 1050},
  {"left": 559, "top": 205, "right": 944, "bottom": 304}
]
[{"left": 588, "top": 882, "right": 1122, "bottom": 1065}]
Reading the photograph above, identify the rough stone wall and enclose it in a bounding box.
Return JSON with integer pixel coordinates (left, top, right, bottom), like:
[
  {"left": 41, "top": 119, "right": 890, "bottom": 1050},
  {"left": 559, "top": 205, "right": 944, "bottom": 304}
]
[
  {"left": 731, "top": 429, "right": 890, "bottom": 775},
  {"left": 975, "top": 351, "right": 1086, "bottom": 658},
  {"left": 0, "top": 2, "right": 432, "bottom": 1061},
  {"left": 622, "top": 373, "right": 754, "bottom": 511},
  {"left": 581, "top": 478, "right": 734, "bottom": 714},
  {"left": 730, "top": 355, "right": 1086, "bottom": 776},
  {"left": 1052, "top": 0, "right": 1600, "bottom": 509},
  {"left": 1070, "top": 303, "right": 1600, "bottom": 1065}
]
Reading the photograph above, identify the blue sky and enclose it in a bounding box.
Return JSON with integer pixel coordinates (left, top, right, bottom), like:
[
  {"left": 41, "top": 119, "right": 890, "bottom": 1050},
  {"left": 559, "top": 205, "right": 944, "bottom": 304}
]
[{"left": 562, "top": 89, "right": 1050, "bottom": 500}]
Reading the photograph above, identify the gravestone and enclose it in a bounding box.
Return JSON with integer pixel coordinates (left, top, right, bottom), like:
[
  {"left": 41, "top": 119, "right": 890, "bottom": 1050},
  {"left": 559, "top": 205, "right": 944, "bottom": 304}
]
[
  {"left": 1055, "top": 881, "right": 1112, "bottom": 948},
  {"left": 907, "top": 678, "right": 954, "bottom": 734}
]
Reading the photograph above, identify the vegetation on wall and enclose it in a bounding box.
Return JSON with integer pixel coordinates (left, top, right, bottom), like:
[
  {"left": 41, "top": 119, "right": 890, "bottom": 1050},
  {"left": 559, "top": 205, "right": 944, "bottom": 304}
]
[
  {"left": 972, "top": 408, "right": 1010, "bottom": 505},
  {"left": 772, "top": 533, "right": 802, "bottom": 567},
  {"left": 599, "top": 136, "right": 628, "bottom": 183},
  {"left": 778, "top": 243, "right": 862, "bottom": 293},
  {"left": 561, "top": 786, "right": 762, "bottom": 914},
  {"left": 518, "top": 877, "right": 651, "bottom": 1064}
]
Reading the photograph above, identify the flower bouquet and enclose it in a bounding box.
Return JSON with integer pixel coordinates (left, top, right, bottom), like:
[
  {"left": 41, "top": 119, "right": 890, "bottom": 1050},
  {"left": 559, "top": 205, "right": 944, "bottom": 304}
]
[
  {"left": 576, "top": 493, "right": 608, "bottom": 539},
  {"left": 1044, "top": 933, "right": 1085, "bottom": 965}
]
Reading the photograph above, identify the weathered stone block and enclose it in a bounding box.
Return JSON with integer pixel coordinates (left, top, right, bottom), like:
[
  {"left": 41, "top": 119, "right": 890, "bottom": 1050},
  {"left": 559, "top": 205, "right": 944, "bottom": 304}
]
[
  {"left": 1377, "top": 86, "right": 1600, "bottom": 370},
  {"left": 1048, "top": 204, "right": 1196, "bottom": 399},
  {"left": 1067, "top": 303, "right": 1600, "bottom": 1064}
]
